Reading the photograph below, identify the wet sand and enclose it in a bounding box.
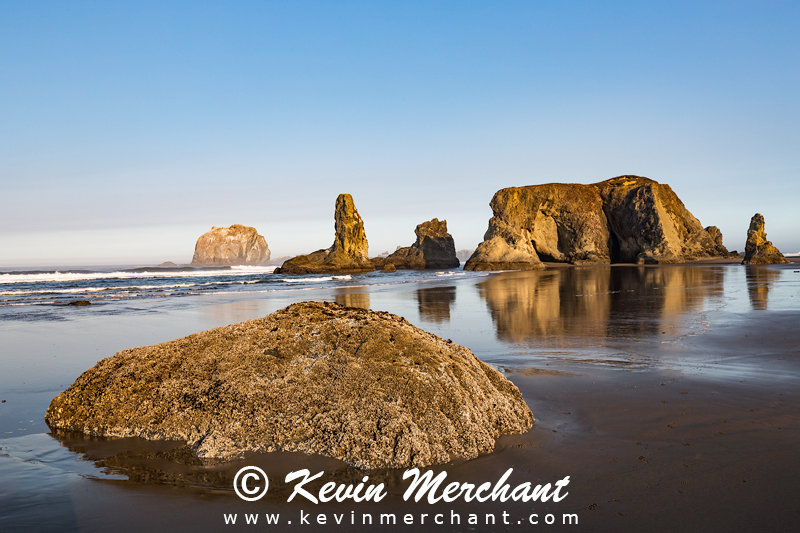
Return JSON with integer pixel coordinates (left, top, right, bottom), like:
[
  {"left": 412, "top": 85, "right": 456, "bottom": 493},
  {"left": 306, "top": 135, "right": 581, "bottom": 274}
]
[{"left": 1, "top": 263, "right": 799, "bottom": 531}]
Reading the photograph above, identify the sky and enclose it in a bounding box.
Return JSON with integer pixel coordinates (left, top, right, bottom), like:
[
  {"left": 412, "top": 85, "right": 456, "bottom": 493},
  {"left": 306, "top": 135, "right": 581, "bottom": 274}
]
[{"left": 1, "top": 0, "right": 798, "bottom": 267}]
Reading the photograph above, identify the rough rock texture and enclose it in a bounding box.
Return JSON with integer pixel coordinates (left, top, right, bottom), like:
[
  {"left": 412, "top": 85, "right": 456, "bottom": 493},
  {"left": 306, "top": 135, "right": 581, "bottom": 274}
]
[
  {"left": 466, "top": 176, "right": 727, "bottom": 270},
  {"left": 278, "top": 195, "right": 373, "bottom": 274},
  {"left": 381, "top": 263, "right": 397, "bottom": 273},
  {"left": 704, "top": 226, "right": 730, "bottom": 257},
  {"left": 45, "top": 302, "right": 533, "bottom": 469},
  {"left": 463, "top": 218, "right": 545, "bottom": 272},
  {"left": 190, "top": 225, "right": 271, "bottom": 266},
  {"left": 373, "top": 246, "right": 425, "bottom": 270},
  {"left": 742, "top": 213, "right": 788, "bottom": 265},
  {"left": 594, "top": 176, "right": 722, "bottom": 264},
  {"left": 373, "top": 219, "right": 460, "bottom": 270}
]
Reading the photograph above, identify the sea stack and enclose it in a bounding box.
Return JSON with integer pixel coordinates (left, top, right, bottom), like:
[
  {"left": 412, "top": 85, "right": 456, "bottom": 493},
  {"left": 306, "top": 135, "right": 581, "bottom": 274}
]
[
  {"left": 704, "top": 226, "right": 731, "bottom": 257},
  {"left": 278, "top": 194, "right": 373, "bottom": 274},
  {"left": 374, "top": 218, "right": 460, "bottom": 270},
  {"left": 742, "top": 213, "right": 788, "bottom": 265},
  {"left": 190, "top": 225, "right": 271, "bottom": 266},
  {"left": 465, "top": 175, "right": 727, "bottom": 270},
  {"left": 45, "top": 301, "right": 533, "bottom": 469}
]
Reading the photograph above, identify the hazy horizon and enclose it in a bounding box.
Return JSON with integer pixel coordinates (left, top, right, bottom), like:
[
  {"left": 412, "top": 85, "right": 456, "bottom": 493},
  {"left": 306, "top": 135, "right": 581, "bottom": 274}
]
[{"left": 2, "top": 1, "right": 798, "bottom": 268}]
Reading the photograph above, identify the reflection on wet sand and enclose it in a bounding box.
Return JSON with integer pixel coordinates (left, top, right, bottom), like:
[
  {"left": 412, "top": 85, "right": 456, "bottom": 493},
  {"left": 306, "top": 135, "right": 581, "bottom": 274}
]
[
  {"left": 478, "top": 269, "right": 610, "bottom": 342},
  {"left": 334, "top": 288, "right": 370, "bottom": 309},
  {"left": 415, "top": 286, "right": 456, "bottom": 323},
  {"left": 745, "top": 266, "right": 781, "bottom": 310},
  {"left": 48, "top": 430, "right": 417, "bottom": 497},
  {"left": 478, "top": 266, "right": 726, "bottom": 355}
]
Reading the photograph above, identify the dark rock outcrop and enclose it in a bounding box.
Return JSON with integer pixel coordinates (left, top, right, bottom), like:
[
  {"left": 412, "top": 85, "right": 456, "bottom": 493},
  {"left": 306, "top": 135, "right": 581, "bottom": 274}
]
[
  {"left": 45, "top": 302, "right": 533, "bottom": 469},
  {"left": 373, "top": 219, "right": 460, "bottom": 270},
  {"left": 381, "top": 263, "right": 397, "bottom": 273},
  {"left": 465, "top": 176, "right": 728, "bottom": 270},
  {"left": 704, "top": 226, "right": 731, "bottom": 257},
  {"left": 190, "top": 225, "right": 271, "bottom": 266},
  {"left": 278, "top": 194, "right": 373, "bottom": 274},
  {"left": 742, "top": 213, "right": 788, "bottom": 265},
  {"left": 594, "top": 176, "right": 722, "bottom": 264}
]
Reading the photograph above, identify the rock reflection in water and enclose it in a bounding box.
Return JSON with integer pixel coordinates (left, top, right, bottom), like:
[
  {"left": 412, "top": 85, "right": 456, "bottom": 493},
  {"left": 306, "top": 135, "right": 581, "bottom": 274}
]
[
  {"left": 334, "top": 288, "right": 370, "bottom": 309},
  {"left": 745, "top": 267, "right": 781, "bottom": 310},
  {"left": 48, "top": 430, "right": 409, "bottom": 497},
  {"left": 416, "top": 286, "right": 456, "bottom": 323},
  {"left": 478, "top": 266, "right": 726, "bottom": 351}
]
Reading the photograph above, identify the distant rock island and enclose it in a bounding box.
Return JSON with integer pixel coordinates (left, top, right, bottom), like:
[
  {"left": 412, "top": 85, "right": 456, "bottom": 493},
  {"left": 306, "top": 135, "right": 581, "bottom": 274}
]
[
  {"left": 742, "top": 213, "right": 788, "bottom": 265},
  {"left": 465, "top": 175, "right": 730, "bottom": 270},
  {"left": 456, "top": 249, "right": 474, "bottom": 262},
  {"left": 277, "top": 194, "right": 374, "bottom": 274},
  {"left": 190, "top": 225, "right": 271, "bottom": 266},
  {"left": 373, "top": 218, "right": 460, "bottom": 270},
  {"left": 45, "top": 302, "right": 533, "bottom": 469}
]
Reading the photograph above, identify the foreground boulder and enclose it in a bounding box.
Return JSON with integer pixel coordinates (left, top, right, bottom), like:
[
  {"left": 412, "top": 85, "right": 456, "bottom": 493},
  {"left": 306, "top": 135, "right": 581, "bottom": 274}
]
[
  {"left": 742, "top": 213, "right": 788, "bottom": 265},
  {"left": 190, "top": 225, "right": 271, "bottom": 266},
  {"left": 466, "top": 176, "right": 727, "bottom": 270},
  {"left": 45, "top": 302, "right": 533, "bottom": 469},
  {"left": 373, "top": 219, "right": 460, "bottom": 270},
  {"left": 278, "top": 194, "right": 373, "bottom": 273}
]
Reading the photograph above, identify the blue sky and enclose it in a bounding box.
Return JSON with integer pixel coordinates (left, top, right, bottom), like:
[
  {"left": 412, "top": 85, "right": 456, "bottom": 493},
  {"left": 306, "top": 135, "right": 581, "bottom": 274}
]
[{"left": 2, "top": 1, "right": 798, "bottom": 266}]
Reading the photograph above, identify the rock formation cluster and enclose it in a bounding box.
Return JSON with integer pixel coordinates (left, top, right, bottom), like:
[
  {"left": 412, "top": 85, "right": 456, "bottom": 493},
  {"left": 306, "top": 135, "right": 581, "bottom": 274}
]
[
  {"left": 742, "top": 213, "right": 788, "bottom": 265},
  {"left": 45, "top": 302, "right": 533, "bottom": 469},
  {"left": 190, "top": 225, "right": 271, "bottom": 266},
  {"left": 373, "top": 218, "right": 460, "bottom": 270},
  {"left": 278, "top": 194, "right": 374, "bottom": 274},
  {"left": 466, "top": 176, "right": 729, "bottom": 270}
]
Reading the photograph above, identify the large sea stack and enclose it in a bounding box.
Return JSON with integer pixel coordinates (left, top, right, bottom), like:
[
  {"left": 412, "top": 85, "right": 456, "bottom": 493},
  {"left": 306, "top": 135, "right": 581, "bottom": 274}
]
[
  {"left": 465, "top": 175, "right": 727, "bottom": 270},
  {"left": 278, "top": 194, "right": 373, "bottom": 274},
  {"left": 45, "top": 302, "right": 533, "bottom": 469},
  {"left": 190, "top": 225, "right": 271, "bottom": 266},
  {"left": 742, "top": 213, "right": 788, "bottom": 265},
  {"left": 374, "top": 218, "right": 460, "bottom": 270}
]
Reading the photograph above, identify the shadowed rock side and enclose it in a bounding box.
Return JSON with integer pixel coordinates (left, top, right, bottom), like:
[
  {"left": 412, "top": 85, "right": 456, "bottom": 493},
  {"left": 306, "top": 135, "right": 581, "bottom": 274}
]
[
  {"left": 278, "top": 194, "right": 373, "bottom": 273},
  {"left": 373, "top": 219, "right": 460, "bottom": 270},
  {"left": 742, "top": 213, "right": 788, "bottom": 265},
  {"left": 466, "top": 176, "right": 728, "bottom": 270},
  {"left": 190, "top": 225, "right": 271, "bottom": 266},
  {"left": 704, "top": 226, "right": 731, "bottom": 257},
  {"left": 594, "top": 176, "right": 723, "bottom": 264},
  {"left": 45, "top": 302, "right": 533, "bottom": 469}
]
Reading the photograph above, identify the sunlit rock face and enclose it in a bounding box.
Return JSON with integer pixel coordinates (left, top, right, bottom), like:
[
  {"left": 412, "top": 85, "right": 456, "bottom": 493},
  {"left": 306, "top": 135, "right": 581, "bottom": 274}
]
[
  {"left": 742, "top": 213, "right": 788, "bottom": 265},
  {"left": 466, "top": 176, "right": 728, "bottom": 270},
  {"left": 279, "top": 194, "right": 374, "bottom": 274},
  {"left": 190, "top": 225, "right": 271, "bottom": 266}
]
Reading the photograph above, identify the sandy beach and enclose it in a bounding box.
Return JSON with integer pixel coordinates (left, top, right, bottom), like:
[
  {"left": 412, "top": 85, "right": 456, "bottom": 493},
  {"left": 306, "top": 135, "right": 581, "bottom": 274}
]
[{"left": 1, "top": 262, "right": 798, "bottom": 531}]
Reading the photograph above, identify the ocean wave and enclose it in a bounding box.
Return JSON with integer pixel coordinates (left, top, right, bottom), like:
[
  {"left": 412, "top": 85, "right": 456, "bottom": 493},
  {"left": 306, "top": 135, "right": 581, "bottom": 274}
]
[
  {"left": 281, "top": 275, "right": 353, "bottom": 283},
  {"left": 0, "top": 266, "right": 277, "bottom": 285}
]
